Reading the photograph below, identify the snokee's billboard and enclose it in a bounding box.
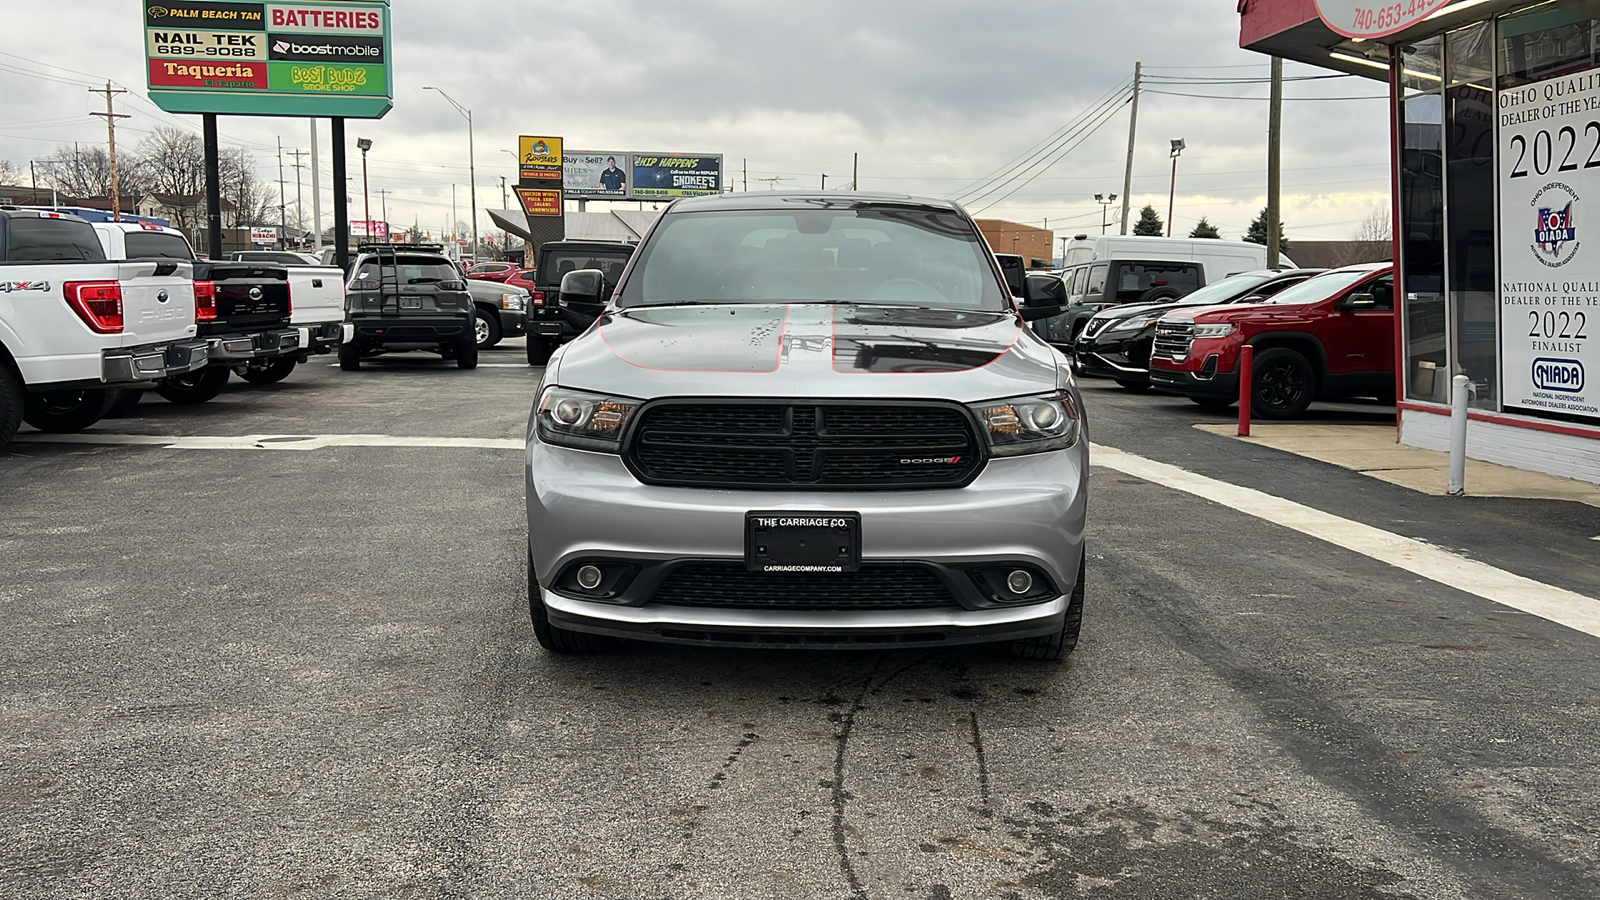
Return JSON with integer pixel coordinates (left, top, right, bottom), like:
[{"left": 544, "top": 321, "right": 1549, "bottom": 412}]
[{"left": 1314, "top": 0, "right": 1450, "bottom": 39}]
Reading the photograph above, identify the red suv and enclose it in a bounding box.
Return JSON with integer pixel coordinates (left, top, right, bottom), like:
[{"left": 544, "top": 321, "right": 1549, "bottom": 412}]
[
  {"left": 505, "top": 267, "right": 538, "bottom": 294},
  {"left": 466, "top": 261, "right": 516, "bottom": 283},
  {"left": 1148, "top": 262, "right": 1394, "bottom": 418}
]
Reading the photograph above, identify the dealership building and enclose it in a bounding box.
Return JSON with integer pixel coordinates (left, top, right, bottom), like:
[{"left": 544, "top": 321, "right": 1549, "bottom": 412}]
[{"left": 1241, "top": 0, "right": 1600, "bottom": 485}]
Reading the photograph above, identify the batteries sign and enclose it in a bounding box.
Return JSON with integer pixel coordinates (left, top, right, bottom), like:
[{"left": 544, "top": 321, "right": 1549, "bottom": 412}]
[{"left": 144, "top": 0, "right": 391, "bottom": 118}]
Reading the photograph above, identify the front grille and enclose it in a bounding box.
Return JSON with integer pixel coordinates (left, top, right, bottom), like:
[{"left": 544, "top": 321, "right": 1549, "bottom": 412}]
[
  {"left": 1152, "top": 322, "right": 1194, "bottom": 362},
  {"left": 625, "top": 401, "right": 982, "bottom": 489},
  {"left": 648, "top": 563, "right": 961, "bottom": 610},
  {"left": 1083, "top": 317, "right": 1116, "bottom": 339}
]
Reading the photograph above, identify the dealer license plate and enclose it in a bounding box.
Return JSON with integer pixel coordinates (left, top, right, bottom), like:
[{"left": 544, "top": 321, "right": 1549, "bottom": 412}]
[
  {"left": 401, "top": 296, "right": 423, "bottom": 309},
  {"left": 746, "top": 512, "right": 860, "bottom": 573}
]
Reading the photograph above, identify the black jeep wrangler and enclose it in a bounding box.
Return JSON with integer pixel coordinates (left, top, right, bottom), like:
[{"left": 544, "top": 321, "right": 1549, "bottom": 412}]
[
  {"left": 339, "top": 243, "right": 478, "bottom": 371},
  {"left": 525, "top": 239, "right": 636, "bottom": 366}
]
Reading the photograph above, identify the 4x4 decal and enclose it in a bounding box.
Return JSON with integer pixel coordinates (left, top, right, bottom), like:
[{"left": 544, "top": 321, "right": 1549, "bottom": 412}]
[{"left": 0, "top": 280, "right": 51, "bottom": 292}]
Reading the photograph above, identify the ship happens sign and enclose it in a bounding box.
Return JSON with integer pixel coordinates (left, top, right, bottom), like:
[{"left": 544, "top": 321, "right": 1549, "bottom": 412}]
[{"left": 145, "top": 0, "right": 391, "bottom": 118}]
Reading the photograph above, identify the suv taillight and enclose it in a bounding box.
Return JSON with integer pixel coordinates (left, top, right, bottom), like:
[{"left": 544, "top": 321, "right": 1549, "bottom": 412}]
[
  {"left": 532, "top": 290, "right": 545, "bottom": 306},
  {"left": 194, "top": 280, "right": 218, "bottom": 322},
  {"left": 63, "top": 281, "right": 123, "bottom": 334},
  {"left": 438, "top": 279, "right": 467, "bottom": 292}
]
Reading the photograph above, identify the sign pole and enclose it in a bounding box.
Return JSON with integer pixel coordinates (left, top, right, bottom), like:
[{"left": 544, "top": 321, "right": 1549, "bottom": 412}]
[
  {"left": 204, "top": 113, "right": 223, "bottom": 259},
  {"left": 311, "top": 120, "right": 323, "bottom": 253},
  {"left": 332, "top": 117, "right": 349, "bottom": 270}
]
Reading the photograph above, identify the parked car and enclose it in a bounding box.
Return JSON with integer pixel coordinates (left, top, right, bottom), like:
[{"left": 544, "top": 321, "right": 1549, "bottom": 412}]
[
  {"left": 1061, "top": 234, "right": 1293, "bottom": 277},
  {"left": 0, "top": 210, "right": 207, "bottom": 447},
  {"left": 506, "top": 267, "right": 538, "bottom": 295},
  {"left": 526, "top": 240, "right": 636, "bottom": 366},
  {"left": 525, "top": 192, "right": 1085, "bottom": 658},
  {"left": 96, "top": 223, "right": 343, "bottom": 394},
  {"left": 464, "top": 277, "right": 528, "bottom": 349},
  {"left": 1074, "top": 268, "right": 1324, "bottom": 390},
  {"left": 229, "top": 250, "right": 322, "bottom": 266},
  {"left": 339, "top": 243, "right": 477, "bottom": 370},
  {"left": 1149, "top": 262, "right": 1394, "bottom": 418},
  {"left": 466, "top": 261, "right": 517, "bottom": 283},
  {"left": 1036, "top": 258, "right": 1205, "bottom": 348}
]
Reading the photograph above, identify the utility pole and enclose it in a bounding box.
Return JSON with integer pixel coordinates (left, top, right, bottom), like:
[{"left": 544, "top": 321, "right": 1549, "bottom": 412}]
[
  {"left": 1119, "top": 61, "right": 1141, "bottom": 236},
  {"left": 743, "top": 158, "right": 748, "bottom": 192},
  {"left": 852, "top": 152, "right": 858, "bottom": 190},
  {"left": 310, "top": 120, "right": 323, "bottom": 252},
  {"left": 821, "top": 173, "right": 828, "bottom": 190},
  {"left": 88, "top": 83, "right": 129, "bottom": 222},
  {"left": 276, "top": 137, "right": 287, "bottom": 250},
  {"left": 375, "top": 189, "right": 391, "bottom": 229},
  {"left": 1266, "top": 56, "right": 1283, "bottom": 268},
  {"left": 289, "top": 148, "right": 308, "bottom": 246}
]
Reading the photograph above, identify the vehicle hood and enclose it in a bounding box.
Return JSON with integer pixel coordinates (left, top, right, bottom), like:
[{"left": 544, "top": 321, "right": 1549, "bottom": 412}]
[
  {"left": 1159, "top": 301, "right": 1287, "bottom": 324},
  {"left": 1088, "top": 301, "right": 1175, "bottom": 323},
  {"left": 549, "top": 303, "right": 1064, "bottom": 402}
]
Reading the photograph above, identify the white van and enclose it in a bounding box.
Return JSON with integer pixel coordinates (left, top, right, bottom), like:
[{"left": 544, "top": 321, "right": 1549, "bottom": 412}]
[{"left": 1061, "top": 235, "right": 1293, "bottom": 280}]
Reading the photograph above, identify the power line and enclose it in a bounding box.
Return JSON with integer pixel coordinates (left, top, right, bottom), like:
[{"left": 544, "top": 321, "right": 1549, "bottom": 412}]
[
  {"left": 1144, "top": 89, "right": 1387, "bottom": 101},
  {"left": 968, "top": 94, "right": 1131, "bottom": 214},
  {"left": 952, "top": 81, "right": 1134, "bottom": 207},
  {"left": 949, "top": 77, "right": 1133, "bottom": 204}
]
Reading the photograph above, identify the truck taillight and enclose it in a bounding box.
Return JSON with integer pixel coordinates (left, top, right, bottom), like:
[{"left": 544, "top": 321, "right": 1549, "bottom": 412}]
[
  {"left": 532, "top": 291, "right": 545, "bottom": 306},
  {"left": 285, "top": 282, "right": 292, "bottom": 316},
  {"left": 63, "top": 281, "right": 123, "bottom": 334},
  {"left": 194, "top": 280, "right": 218, "bottom": 322}
]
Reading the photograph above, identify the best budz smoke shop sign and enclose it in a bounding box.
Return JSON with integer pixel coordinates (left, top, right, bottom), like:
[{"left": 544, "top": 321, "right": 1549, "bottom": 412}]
[
  {"left": 145, "top": 1, "right": 392, "bottom": 117},
  {"left": 1498, "top": 71, "right": 1600, "bottom": 423}
]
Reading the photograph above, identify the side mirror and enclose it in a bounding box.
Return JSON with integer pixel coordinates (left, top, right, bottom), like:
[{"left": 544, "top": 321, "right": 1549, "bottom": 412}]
[
  {"left": 1020, "top": 273, "right": 1067, "bottom": 322},
  {"left": 559, "top": 268, "right": 607, "bottom": 326},
  {"left": 1342, "top": 292, "right": 1377, "bottom": 310}
]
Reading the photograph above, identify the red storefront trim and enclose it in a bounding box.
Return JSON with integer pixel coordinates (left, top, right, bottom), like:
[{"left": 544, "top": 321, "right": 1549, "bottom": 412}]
[{"left": 1399, "top": 401, "right": 1600, "bottom": 440}]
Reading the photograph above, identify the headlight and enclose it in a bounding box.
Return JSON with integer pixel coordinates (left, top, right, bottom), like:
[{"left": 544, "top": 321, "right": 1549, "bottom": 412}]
[
  {"left": 968, "top": 392, "right": 1081, "bottom": 457},
  {"left": 1192, "top": 322, "right": 1236, "bottom": 339},
  {"left": 1104, "top": 314, "right": 1163, "bottom": 335},
  {"left": 501, "top": 292, "right": 526, "bottom": 310},
  {"left": 535, "top": 386, "right": 642, "bottom": 452}
]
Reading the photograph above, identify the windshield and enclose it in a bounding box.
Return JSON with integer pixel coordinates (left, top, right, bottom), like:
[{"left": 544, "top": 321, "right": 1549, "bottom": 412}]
[
  {"left": 1263, "top": 269, "right": 1372, "bottom": 304},
  {"left": 1170, "top": 271, "right": 1279, "bottom": 306},
  {"left": 614, "top": 207, "right": 1009, "bottom": 311}
]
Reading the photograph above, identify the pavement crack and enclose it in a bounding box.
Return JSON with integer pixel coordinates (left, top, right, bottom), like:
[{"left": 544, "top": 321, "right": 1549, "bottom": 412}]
[
  {"left": 969, "top": 710, "right": 992, "bottom": 816},
  {"left": 830, "top": 656, "right": 884, "bottom": 900},
  {"left": 705, "top": 731, "right": 759, "bottom": 791}
]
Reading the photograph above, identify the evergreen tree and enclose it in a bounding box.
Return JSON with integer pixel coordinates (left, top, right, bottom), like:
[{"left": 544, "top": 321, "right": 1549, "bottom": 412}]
[
  {"left": 1189, "top": 217, "right": 1221, "bottom": 239},
  {"left": 1243, "top": 206, "right": 1291, "bottom": 255},
  {"left": 1132, "top": 204, "right": 1164, "bottom": 237}
]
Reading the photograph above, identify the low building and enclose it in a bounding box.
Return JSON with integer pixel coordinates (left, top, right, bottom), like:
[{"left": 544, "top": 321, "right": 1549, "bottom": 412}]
[
  {"left": 976, "top": 219, "right": 1054, "bottom": 267},
  {"left": 1240, "top": 0, "right": 1600, "bottom": 486}
]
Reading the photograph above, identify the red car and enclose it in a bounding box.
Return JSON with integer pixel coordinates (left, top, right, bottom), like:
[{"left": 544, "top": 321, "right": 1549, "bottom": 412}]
[
  {"left": 506, "top": 267, "right": 538, "bottom": 294},
  {"left": 1148, "top": 262, "right": 1395, "bottom": 418},
  {"left": 466, "top": 261, "right": 516, "bottom": 283}
]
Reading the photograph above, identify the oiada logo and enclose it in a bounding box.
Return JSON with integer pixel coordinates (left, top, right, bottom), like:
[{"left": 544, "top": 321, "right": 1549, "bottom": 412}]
[
  {"left": 1532, "top": 357, "right": 1584, "bottom": 393},
  {"left": 1531, "top": 183, "right": 1580, "bottom": 266}
]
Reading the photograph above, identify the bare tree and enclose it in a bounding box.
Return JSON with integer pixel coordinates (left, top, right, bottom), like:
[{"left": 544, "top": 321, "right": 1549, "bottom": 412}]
[
  {"left": 1355, "top": 206, "right": 1391, "bottom": 244},
  {"left": 39, "top": 144, "right": 146, "bottom": 199},
  {"left": 220, "top": 147, "right": 275, "bottom": 227},
  {"left": 136, "top": 126, "right": 207, "bottom": 234},
  {"left": 0, "top": 159, "right": 19, "bottom": 185},
  {"left": 1329, "top": 206, "right": 1393, "bottom": 266}
]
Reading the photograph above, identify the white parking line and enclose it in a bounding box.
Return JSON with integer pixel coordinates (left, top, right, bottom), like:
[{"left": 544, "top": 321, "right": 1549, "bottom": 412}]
[
  {"left": 11, "top": 433, "right": 522, "bottom": 451},
  {"left": 323, "top": 363, "right": 533, "bottom": 368},
  {"left": 1091, "top": 443, "right": 1600, "bottom": 640}
]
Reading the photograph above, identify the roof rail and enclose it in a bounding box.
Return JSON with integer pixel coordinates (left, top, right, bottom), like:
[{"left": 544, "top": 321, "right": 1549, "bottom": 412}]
[{"left": 356, "top": 241, "right": 445, "bottom": 253}]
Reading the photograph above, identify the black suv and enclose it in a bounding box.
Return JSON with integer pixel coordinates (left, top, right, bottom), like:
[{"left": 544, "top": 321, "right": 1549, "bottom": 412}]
[
  {"left": 339, "top": 243, "right": 478, "bottom": 370},
  {"left": 1035, "top": 259, "right": 1204, "bottom": 349},
  {"left": 525, "top": 240, "right": 636, "bottom": 366}
]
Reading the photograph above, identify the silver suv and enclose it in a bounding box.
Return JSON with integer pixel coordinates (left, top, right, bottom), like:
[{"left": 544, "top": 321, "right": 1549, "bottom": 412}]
[{"left": 524, "top": 193, "right": 1088, "bottom": 658}]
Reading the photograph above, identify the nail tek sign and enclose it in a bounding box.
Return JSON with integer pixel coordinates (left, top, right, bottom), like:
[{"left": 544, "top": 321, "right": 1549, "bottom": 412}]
[{"left": 144, "top": 0, "right": 391, "bottom": 118}]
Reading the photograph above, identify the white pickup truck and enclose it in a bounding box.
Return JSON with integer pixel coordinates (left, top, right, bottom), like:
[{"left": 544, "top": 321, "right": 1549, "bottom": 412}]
[
  {"left": 95, "top": 223, "right": 345, "bottom": 390},
  {"left": 0, "top": 210, "right": 207, "bottom": 449}
]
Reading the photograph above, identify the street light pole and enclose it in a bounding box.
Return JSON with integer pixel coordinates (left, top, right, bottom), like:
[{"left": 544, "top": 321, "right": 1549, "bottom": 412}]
[
  {"left": 1095, "top": 192, "right": 1118, "bottom": 235},
  {"left": 1167, "top": 139, "right": 1185, "bottom": 238},
  {"left": 424, "top": 86, "right": 477, "bottom": 262},
  {"left": 356, "top": 137, "right": 372, "bottom": 239}
]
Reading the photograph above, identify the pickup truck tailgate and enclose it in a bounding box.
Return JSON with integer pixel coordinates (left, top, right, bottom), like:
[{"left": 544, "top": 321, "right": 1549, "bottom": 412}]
[
  {"left": 287, "top": 266, "right": 346, "bottom": 325},
  {"left": 114, "top": 259, "right": 199, "bottom": 348},
  {"left": 195, "top": 262, "right": 291, "bottom": 329}
]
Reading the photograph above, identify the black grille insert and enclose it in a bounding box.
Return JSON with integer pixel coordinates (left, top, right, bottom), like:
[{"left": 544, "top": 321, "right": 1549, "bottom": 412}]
[
  {"left": 649, "top": 563, "right": 961, "bottom": 610},
  {"left": 626, "top": 401, "right": 982, "bottom": 489}
]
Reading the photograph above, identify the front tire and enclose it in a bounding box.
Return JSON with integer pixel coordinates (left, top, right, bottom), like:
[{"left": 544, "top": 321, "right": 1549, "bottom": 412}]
[
  {"left": 106, "top": 389, "right": 144, "bottom": 418},
  {"left": 1008, "top": 551, "right": 1085, "bottom": 661},
  {"left": 21, "top": 388, "right": 115, "bottom": 433},
  {"left": 526, "top": 335, "right": 553, "bottom": 366},
  {"left": 474, "top": 309, "right": 502, "bottom": 349},
  {"left": 1251, "top": 348, "right": 1316, "bottom": 419},
  {"left": 338, "top": 342, "right": 361, "bottom": 371},
  {"left": 1, "top": 366, "right": 28, "bottom": 447},
  {"left": 156, "top": 366, "right": 230, "bottom": 404},
  {"left": 529, "top": 550, "right": 609, "bottom": 654},
  {"left": 237, "top": 357, "right": 297, "bottom": 384}
]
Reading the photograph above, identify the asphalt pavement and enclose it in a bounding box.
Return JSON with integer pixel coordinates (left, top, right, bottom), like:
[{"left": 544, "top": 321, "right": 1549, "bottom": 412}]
[{"left": 2, "top": 341, "right": 1598, "bottom": 899}]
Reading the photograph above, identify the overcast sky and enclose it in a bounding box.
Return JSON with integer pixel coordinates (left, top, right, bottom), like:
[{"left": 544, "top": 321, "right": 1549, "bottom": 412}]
[{"left": 0, "top": 0, "right": 1392, "bottom": 247}]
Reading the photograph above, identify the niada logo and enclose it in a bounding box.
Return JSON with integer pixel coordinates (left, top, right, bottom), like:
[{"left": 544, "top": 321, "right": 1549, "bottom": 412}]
[
  {"left": 1532, "top": 357, "right": 1584, "bottom": 393},
  {"left": 1530, "top": 183, "right": 1580, "bottom": 267}
]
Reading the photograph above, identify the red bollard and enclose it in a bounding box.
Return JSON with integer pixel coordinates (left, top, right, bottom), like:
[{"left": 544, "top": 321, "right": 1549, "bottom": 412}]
[{"left": 1237, "top": 344, "right": 1253, "bottom": 436}]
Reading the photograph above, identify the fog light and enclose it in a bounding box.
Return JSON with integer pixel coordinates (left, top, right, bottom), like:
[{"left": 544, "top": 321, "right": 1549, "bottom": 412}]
[
  {"left": 576, "top": 565, "right": 603, "bottom": 591},
  {"left": 1005, "top": 570, "right": 1033, "bottom": 595}
]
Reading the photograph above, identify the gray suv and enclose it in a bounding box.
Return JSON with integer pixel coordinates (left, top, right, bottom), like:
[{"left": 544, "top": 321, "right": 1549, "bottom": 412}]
[{"left": 525, "top": 193, "right": 1088, "bottom": 658}]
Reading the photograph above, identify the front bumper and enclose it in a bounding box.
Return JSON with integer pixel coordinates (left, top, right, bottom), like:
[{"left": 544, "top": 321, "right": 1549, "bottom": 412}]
[
  {"left": 1075, "top": 332, "right": 1154, "bottom": 382},
  {"left": 526, "top": 439, "right": 1088, "bottom": 648},
  {"left": 206, "top": 329, "right": 301, "bottom": 361},
  {"left": 1149, "top": 362, "right": 1238, "bottom": 398},
  {"left": 102, "top": 339, "right": 210, "bottom": 385},
  {"left": 499, "top": 307, "right": 527, "bottom": 337}
]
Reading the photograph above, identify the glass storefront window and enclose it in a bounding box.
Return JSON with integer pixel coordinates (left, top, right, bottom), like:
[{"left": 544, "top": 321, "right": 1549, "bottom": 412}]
[
  {"left": 1446, "top": 22, "right": 1497, "bottom": 410},
  {"left": 1400, "top": 38, "right": 1448, "bottom": 403}
]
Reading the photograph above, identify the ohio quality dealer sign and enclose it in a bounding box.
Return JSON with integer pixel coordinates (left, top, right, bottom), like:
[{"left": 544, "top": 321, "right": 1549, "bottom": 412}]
[{"left": 144, "top": 0, "right": 392, "bottom": 118}]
